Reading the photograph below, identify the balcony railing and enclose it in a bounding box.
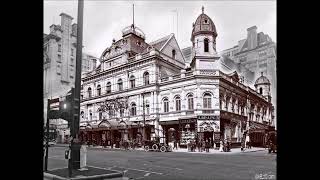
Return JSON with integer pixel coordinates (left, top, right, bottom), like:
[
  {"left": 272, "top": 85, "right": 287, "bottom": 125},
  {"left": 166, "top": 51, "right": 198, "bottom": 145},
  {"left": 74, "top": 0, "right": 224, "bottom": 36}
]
[
  {"left": 186, "top": 110, "right": 194, "bottom": 115},
  {"left": 202, "top": 110, "right": 215, "bottom": 114}
]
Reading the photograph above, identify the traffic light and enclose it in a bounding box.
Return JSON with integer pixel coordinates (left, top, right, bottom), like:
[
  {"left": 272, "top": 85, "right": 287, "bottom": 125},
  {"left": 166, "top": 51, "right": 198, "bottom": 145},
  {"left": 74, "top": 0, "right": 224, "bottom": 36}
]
[{"left": 59, "top": 88, "right": 74, "bottom": 128}]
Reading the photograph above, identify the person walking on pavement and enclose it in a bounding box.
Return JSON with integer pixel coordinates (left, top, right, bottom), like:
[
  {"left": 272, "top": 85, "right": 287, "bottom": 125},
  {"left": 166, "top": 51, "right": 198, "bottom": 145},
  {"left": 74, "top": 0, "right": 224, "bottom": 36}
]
[
  {"left": 219, "top": 140, "right": 223, "bottom": 152},
  {"left": 174, "top": 139, "right": 177, "bottom": 150},
  {"left": 205, "top": 140, "right": 209, "bottom": 152}
]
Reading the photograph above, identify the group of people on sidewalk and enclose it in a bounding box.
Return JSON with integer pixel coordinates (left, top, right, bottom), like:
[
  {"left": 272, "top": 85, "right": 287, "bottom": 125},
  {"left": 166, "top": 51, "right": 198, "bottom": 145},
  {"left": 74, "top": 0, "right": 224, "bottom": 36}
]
[{"left": 182, "top": 138, "right": 234, "bottom": 153}]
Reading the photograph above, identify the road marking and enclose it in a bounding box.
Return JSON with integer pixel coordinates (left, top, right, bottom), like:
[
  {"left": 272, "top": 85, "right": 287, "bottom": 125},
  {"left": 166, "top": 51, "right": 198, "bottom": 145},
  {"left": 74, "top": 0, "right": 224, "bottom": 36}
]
[
  {"left": 48, "top": 155, "right": 64, "bottom": 158},
  {"left": 117, "top": 166, "right": 163, "bottom": 175},
  {"left": 143, "top": 164, "right": 183, "bottom": 171},
  {"left": 144, "top": 173, "right": 150, "bottom": 176},
  {"left": 48, "top": 167, "right": 68, "bottom": 171}
]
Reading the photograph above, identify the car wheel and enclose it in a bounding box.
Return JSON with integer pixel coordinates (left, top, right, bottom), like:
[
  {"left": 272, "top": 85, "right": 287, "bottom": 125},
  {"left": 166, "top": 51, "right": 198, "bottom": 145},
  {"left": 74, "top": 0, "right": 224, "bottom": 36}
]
[
  {"left": 152, "top": 144, "right": 158, "bottom": 151},
  {"left": 160, "top": 146, "right": 166, "bottom": 152},
  {"left": 144, "top": 146, "right": 149, "bottom": 152}
]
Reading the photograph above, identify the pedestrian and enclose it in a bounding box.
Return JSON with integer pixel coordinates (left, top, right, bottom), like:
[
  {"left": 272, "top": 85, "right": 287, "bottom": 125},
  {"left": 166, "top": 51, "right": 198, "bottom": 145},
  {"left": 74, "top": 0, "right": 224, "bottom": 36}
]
[
  {"left": 205, "top": 140, "right": 209, "bottom": 152},
  {"left": 241, "top": 141, "right": 245, "bottom": 152},
  {"left": 219, "top": 140, "right": 223, "bottom": 152},
  {"left": 174, "top": 140, "right": 177, "bottom": 150}
]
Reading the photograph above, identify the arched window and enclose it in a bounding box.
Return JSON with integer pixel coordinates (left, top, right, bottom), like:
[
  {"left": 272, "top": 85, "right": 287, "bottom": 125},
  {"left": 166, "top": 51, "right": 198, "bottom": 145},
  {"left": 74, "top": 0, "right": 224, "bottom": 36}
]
[
  {"left": 175, "top": 96, "right": 181, "bottom": 111},
  {"left": 118, "top": 79, "right": 123, "bottom": 91},
  {"left": 163, "top": 97, "right": 169, "bottom": 112},
  {"left": 143, "top": 72, "right": 149, "bottom": 85},
  {"left": 187, "top": 94, "right": 194, "bottom": 110},
  {"left": 88, "top": 87, "right": 92, "bottom": 98},
  {"left": 259, "top": 87, "right": 263, "bottom": 94},
  {"left": 131, "top": 103, "right": 137, "bottom": 116},
  {"left": 204, "top": 38, "right": 209, "bottom": 52},
  {"left": 97, "top": 85, "right": 101, "bottom": 96},
  {"left": 106, "top": 82, "right": 111, "bottom": 94},
  {"left": 203, "top": 93, "right": 212, "bottom": 109},
  {"left": 172, "top": 49, "right": 176, "bottom": 59},
  {"left": 130, "top": 75, "right": 135, "bottom": 88}
]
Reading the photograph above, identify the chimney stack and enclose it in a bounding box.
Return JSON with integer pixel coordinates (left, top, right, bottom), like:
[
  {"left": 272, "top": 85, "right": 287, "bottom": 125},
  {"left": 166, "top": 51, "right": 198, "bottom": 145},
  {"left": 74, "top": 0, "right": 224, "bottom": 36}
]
[
  {"left": 60, "top": 13, "right": 73, "bottom": 32},
  {"left": 247, "top": 26, "right": 257, "bottom": 50}
]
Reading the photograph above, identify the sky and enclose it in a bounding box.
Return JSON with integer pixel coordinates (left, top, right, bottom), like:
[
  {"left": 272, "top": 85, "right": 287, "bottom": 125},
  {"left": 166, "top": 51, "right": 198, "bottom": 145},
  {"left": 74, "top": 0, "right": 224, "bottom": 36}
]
[{"left": 44, "top": 0, "right": 276, "bottom": 59}]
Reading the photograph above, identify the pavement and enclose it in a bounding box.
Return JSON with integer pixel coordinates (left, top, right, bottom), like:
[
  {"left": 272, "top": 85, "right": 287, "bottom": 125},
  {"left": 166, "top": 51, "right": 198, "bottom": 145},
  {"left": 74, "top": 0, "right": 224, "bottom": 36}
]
[
  {"left": 55, "top": 143, "right": 267, "bottom": 154},
  {"left": 46, "top": 145, "right": 276, "bottom": 180}
]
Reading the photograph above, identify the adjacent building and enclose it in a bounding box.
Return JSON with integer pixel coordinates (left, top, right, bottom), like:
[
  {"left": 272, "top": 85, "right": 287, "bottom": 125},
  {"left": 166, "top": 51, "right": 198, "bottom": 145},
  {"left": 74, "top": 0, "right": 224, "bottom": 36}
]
[
  {"left": 78, "top": 7, "right": 275, "bottom": 148},
  {"left": 220, "top": 26, "right": 277, "bottom": 127},
  {"left": 43, "top": 13, "right": 98, "bottom": 143}
]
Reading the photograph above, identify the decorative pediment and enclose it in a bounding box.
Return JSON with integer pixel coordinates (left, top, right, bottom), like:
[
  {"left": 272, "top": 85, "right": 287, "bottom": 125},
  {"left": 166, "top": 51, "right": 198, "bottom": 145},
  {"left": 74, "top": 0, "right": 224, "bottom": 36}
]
[{"left": 228, "top": 71, "right": 240, "bottom": 82}]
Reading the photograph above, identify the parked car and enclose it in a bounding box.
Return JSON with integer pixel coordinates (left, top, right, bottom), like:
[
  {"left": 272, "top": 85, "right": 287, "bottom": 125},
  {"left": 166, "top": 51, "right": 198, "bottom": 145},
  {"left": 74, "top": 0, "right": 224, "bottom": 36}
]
[{"left": 43, "top": 139, "right": 56, "bottom": 147}]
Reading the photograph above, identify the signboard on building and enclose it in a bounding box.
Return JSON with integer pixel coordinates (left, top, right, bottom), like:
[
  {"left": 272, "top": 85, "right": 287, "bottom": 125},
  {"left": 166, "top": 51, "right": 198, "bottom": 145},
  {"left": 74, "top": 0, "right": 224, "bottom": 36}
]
[
  {"left": 214, "top": 132, "right": 220, "bottom": 141},
  {"left": 49, "top": 98, "right": 60, "bottom": 110},
  {"left": 179, "top": 119, "right": 196, "bottom": 124},
  {"left": 197, "top": 115, "right": 219, "bottom": 121}
]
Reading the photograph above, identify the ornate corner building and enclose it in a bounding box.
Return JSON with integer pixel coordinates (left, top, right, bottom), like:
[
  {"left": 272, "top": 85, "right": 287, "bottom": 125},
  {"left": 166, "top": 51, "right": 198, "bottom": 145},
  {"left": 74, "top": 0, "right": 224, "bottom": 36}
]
[{"left": 78, "top": 7, "right": 275, "bottom": 148}]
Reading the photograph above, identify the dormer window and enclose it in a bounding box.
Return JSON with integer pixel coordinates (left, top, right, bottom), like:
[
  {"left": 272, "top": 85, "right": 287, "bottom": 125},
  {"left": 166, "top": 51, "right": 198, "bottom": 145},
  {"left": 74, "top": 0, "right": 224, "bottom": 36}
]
[{"left": 172, "top": 49, "right": 176, "bottom": 59}]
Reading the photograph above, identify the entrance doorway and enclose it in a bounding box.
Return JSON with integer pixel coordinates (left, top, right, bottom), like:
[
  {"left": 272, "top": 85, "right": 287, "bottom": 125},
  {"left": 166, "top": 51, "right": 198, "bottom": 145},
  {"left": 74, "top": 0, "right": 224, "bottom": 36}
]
[{"left": 203, "top": 131, "right": 213, "bottom": 147}]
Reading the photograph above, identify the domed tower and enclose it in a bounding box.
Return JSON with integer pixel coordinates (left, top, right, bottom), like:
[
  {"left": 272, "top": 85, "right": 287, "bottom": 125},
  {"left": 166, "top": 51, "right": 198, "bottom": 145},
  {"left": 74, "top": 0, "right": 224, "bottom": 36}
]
[
  {"left": 190, "top": 6, "right": 219, "bottom": 70},
  {"left": 255, "top": 72, "right": 271, "bottom": 102}
]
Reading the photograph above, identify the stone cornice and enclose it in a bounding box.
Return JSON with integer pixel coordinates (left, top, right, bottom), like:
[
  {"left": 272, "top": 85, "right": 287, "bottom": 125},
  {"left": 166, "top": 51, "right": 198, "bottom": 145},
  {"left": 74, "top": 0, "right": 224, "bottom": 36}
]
[{"left": 83, "top": 53, "right": 183, "bottom": 83}]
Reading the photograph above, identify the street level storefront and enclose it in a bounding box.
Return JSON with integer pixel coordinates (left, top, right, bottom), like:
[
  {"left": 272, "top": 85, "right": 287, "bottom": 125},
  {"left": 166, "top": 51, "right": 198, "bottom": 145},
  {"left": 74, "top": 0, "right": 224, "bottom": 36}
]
[
  {"left": 220, "top": 110, "right": 247, "bottom": 147},
  {"left": 160, "top": 115, "right": 220, "bottom": 148},
  {"left": 197, "top": 115, "right": 220, "bottom": 148},
  {"left": 79, "top": 119, "right": 152, "bottom": 148},
  {"left": 249, "top": 121, "right": 275, "bottom": 147}
]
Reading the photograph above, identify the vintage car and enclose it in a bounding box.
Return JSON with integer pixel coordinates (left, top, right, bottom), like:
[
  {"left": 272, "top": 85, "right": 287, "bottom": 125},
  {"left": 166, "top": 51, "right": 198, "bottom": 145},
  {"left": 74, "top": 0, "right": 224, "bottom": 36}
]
[{"left": 143, "top": 140, "right": 172, "bottom": 152}]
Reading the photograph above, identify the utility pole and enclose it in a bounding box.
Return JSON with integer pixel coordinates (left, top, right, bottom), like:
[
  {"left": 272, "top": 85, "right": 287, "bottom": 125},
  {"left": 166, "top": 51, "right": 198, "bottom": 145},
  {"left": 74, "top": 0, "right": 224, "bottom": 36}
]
[
  {"left": 69, "top": 0, "right": 84, "bottom": 171},
  {"left": 44, "top": 99, "right": 50, "bottom": 172},
  {"left": 142, "top": 93, "right": 146, "bottom": 142}
]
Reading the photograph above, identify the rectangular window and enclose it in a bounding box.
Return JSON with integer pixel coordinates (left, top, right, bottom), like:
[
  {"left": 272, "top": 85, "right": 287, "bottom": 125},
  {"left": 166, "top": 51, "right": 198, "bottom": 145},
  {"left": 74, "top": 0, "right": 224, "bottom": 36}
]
[
  {"left": 71, "top": 48, "right": 74, "bottom": 56},
  {"left": 57, "top": 54, "right": 61, "bottom": 62},
  {"left": 70, "top": 58, "right": 74, "bottom": 66},
  {"left": 146, "top": 104, "right": 150, "bottom": 115},
  {"left": 58, "top": 44, "right": 61, "bottom": 52},
  {"left": 56, "top": 64, "right": 61, "bottom": 75},
  {"left": 120, "top": 109, "right": 124, "bottom": 117}
]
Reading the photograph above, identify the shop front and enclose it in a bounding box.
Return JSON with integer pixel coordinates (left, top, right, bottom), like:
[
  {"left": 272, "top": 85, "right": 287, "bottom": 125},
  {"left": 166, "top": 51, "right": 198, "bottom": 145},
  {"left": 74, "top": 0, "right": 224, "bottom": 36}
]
[
  {"left": 220, "top": 111, "right": 247, "bottom": 147},
  {"left": 197, "top": 115, "right": 220, "bottom": 148},
  {"left": 178, "top": 118, "right": 197, "bottom": 148},
  {"left": 249, "top": 121, "right": 275, "bottom": 147}
]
